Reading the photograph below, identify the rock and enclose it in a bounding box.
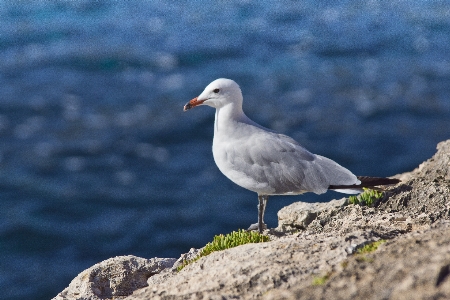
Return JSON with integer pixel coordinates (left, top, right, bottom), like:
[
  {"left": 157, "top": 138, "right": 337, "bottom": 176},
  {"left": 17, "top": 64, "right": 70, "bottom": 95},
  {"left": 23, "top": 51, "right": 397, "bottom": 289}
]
[
  {"left": 130, "top": 232, "right": 360, "bottom": 299},
  {"left": 55, "top": 140, "right": 450, "bottom": 300},
  {"left": 53, "top": 256, "right": 176, "bottom": 300},
  {"left": 379, "top": 139, "right": 450, "bottom": 223},
  {"left": 285, "top": 221, "right": 450, "bottom": 300},
  {"left": 277, "top": 198, "right": 347, "bottom": 231},
  {"left": 130, "top": 224, "right": 450, "bottom": 300},
  {"left": 172, "top": 247, "right": 202, "bottom": 270}
]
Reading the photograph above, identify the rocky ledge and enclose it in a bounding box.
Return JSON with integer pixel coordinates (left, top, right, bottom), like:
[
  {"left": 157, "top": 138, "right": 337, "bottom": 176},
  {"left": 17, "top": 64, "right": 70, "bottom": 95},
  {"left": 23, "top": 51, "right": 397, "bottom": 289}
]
[{"left": 54, "top": 140, "right": 450, "bottom": 300}]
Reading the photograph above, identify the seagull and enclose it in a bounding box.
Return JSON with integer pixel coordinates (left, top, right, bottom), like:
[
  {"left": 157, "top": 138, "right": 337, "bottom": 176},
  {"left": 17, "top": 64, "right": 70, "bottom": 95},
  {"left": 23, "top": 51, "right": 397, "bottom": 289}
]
[{"left": 184, "top": 78, "right": 400, "bottom": 233}]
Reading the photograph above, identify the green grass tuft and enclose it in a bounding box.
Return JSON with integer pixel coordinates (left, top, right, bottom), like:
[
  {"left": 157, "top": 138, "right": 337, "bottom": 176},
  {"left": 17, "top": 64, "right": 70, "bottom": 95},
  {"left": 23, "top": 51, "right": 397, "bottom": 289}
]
[
  {"left": 177, "top": 229, "right": 269, "bottom": 271},
  {"left": 348, "top": 188, "right": 384, "bottom": 207},
  {"left": 356, "top": 239, "right": 386, "bottom": 254},
  {"left": 312, "top": 274, "right": 330, "bottom": 285}
]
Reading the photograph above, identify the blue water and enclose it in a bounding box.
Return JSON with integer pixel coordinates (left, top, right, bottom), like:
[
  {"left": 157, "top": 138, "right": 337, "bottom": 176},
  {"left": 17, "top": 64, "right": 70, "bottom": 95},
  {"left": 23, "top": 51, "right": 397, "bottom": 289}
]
[{"left": 0, "top": 1, "right": 449, "bottom": 299}]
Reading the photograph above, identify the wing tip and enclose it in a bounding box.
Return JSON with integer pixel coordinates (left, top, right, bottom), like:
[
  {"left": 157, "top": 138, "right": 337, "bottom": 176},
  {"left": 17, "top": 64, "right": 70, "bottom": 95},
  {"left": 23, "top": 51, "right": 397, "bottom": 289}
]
[{"left": 329, "top": 176, "right": 401, "bottom": 190}]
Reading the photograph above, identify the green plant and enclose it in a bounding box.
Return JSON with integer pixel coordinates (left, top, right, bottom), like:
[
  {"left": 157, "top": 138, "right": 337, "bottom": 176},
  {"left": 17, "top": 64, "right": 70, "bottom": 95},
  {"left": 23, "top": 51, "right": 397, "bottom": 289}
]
[
  {"left": 348, "top": 188, "right": 384, "bottom": 207},
  {"left": 312, "top": 273, "right": 330, "bottom": 285},
  {"left": 177, "top": 229, "right": 269, "bottom": 271},
  {"left": 356, "top": 239, "right": 386, "bottom": 254}
]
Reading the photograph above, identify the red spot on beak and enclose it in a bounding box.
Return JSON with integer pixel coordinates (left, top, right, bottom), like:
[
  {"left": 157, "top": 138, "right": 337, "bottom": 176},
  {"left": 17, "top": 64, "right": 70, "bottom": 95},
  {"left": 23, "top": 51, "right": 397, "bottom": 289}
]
[{"left": 183, "top": 97, "right": 205, "bottom": 111}]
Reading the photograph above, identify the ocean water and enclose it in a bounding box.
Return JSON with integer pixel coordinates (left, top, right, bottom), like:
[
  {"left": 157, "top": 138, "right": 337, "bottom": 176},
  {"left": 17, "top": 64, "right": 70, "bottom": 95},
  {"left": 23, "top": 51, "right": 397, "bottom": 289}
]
[{"left": 0, "top": 1, "right": 449, "bottom": 299}]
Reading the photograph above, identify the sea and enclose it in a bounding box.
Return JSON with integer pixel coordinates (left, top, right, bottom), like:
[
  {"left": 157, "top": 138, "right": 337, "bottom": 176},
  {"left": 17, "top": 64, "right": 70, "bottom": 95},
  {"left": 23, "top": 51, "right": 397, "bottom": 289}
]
[{"left": 0, "top": 1, "right": 449, "bottom": 299}]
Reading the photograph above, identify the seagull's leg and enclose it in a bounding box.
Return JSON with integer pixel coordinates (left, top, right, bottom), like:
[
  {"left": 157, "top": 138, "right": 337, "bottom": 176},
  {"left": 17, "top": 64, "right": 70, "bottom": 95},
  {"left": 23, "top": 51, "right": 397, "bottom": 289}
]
[
  {"left": 247, "top": 195, "right": 268, "bottom": 233},
  {"left": 257, "top": 195, "right": 268, "bottom": 233}
]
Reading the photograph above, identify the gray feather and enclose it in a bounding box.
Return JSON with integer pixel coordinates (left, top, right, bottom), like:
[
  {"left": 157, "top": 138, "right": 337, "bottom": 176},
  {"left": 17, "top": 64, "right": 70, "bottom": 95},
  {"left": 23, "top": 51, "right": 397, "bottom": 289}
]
[{"left": 219, "top": 123, "right": 358, "bottom": 195}]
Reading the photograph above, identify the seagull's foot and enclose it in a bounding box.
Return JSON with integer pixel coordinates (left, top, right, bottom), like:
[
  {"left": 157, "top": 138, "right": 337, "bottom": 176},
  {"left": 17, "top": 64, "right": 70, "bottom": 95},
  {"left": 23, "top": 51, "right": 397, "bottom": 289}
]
[{"left": 247, "top": 222, "right": 267, "bottom": 233}]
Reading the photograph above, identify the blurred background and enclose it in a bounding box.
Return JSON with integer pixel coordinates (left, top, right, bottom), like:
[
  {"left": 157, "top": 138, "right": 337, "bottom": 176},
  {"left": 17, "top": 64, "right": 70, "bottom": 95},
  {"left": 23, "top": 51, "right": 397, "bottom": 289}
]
[{"left": 0, "top": 1, "right": 449, "bottom": 299}]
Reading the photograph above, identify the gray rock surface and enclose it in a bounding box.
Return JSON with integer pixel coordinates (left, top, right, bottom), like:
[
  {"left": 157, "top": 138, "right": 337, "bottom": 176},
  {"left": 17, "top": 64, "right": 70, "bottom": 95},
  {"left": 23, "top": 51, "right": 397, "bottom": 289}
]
[
  {"left": 53, "top": 255, "right": 176, "bottom": 300},
  {"left": 285, "top": 221, "right": 450, "bottom": 300},
  {"left": 277, "top": 198, "right": 347, "bottom": 231},
  {"left": 55, "top": 140, "right": 450, "bottom": 300}
]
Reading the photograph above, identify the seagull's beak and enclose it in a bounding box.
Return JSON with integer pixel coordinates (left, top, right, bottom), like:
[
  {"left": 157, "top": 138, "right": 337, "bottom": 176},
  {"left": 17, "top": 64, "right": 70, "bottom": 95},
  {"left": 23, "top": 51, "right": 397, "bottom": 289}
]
[{"left": 183, "top": 97, "right": 205, "bottom": 111}]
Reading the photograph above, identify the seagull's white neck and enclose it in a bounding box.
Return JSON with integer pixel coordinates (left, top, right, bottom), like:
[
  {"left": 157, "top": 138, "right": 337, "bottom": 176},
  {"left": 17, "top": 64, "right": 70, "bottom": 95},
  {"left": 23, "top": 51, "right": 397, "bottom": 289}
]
[{"left": 214, "top": 102, "right": 246, "bottom": 133}]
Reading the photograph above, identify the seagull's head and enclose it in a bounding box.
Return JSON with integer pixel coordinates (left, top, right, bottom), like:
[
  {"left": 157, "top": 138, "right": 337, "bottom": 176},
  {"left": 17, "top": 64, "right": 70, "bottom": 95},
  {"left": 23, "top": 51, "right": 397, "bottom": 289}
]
[{"left": 184, "top": 78, "right": 243, "bottom": 111}]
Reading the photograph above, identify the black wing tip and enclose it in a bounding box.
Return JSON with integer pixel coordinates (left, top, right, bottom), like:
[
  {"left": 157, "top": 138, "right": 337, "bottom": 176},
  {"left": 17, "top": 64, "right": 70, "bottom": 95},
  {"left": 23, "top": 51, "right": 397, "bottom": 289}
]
[
  {"left": 356, "top": 176, "right": 401, "bottom": 185},
  {"left": 329, "top": 176, "right": 401, "bottom": 190}
]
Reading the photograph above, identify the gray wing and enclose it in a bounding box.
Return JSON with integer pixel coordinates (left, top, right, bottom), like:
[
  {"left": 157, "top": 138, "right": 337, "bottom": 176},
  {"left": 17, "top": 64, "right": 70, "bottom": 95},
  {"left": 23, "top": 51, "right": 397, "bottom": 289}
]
[{"left": 225, "top": 129, "right": 358, "bottom": 195}]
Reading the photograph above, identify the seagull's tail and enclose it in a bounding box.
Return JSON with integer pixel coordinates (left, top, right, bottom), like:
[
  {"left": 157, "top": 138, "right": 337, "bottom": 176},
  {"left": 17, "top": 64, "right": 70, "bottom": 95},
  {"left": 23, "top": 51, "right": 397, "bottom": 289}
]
[{"left": 329, "top": 176, "right": 401, "bottom": 194}]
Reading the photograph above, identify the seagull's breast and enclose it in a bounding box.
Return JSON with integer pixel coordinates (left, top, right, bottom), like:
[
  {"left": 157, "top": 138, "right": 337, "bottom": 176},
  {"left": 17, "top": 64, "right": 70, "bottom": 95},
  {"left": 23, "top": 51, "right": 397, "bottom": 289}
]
[{"left": 212, "top": 124, "right": 277, "bottom": 195}]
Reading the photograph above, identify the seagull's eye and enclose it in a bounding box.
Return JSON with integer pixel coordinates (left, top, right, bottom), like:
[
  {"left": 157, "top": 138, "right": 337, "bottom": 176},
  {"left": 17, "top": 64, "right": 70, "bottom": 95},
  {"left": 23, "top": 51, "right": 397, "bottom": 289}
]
[{"left": 213, "top": 88, "right": 220, "bottom": 93}]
